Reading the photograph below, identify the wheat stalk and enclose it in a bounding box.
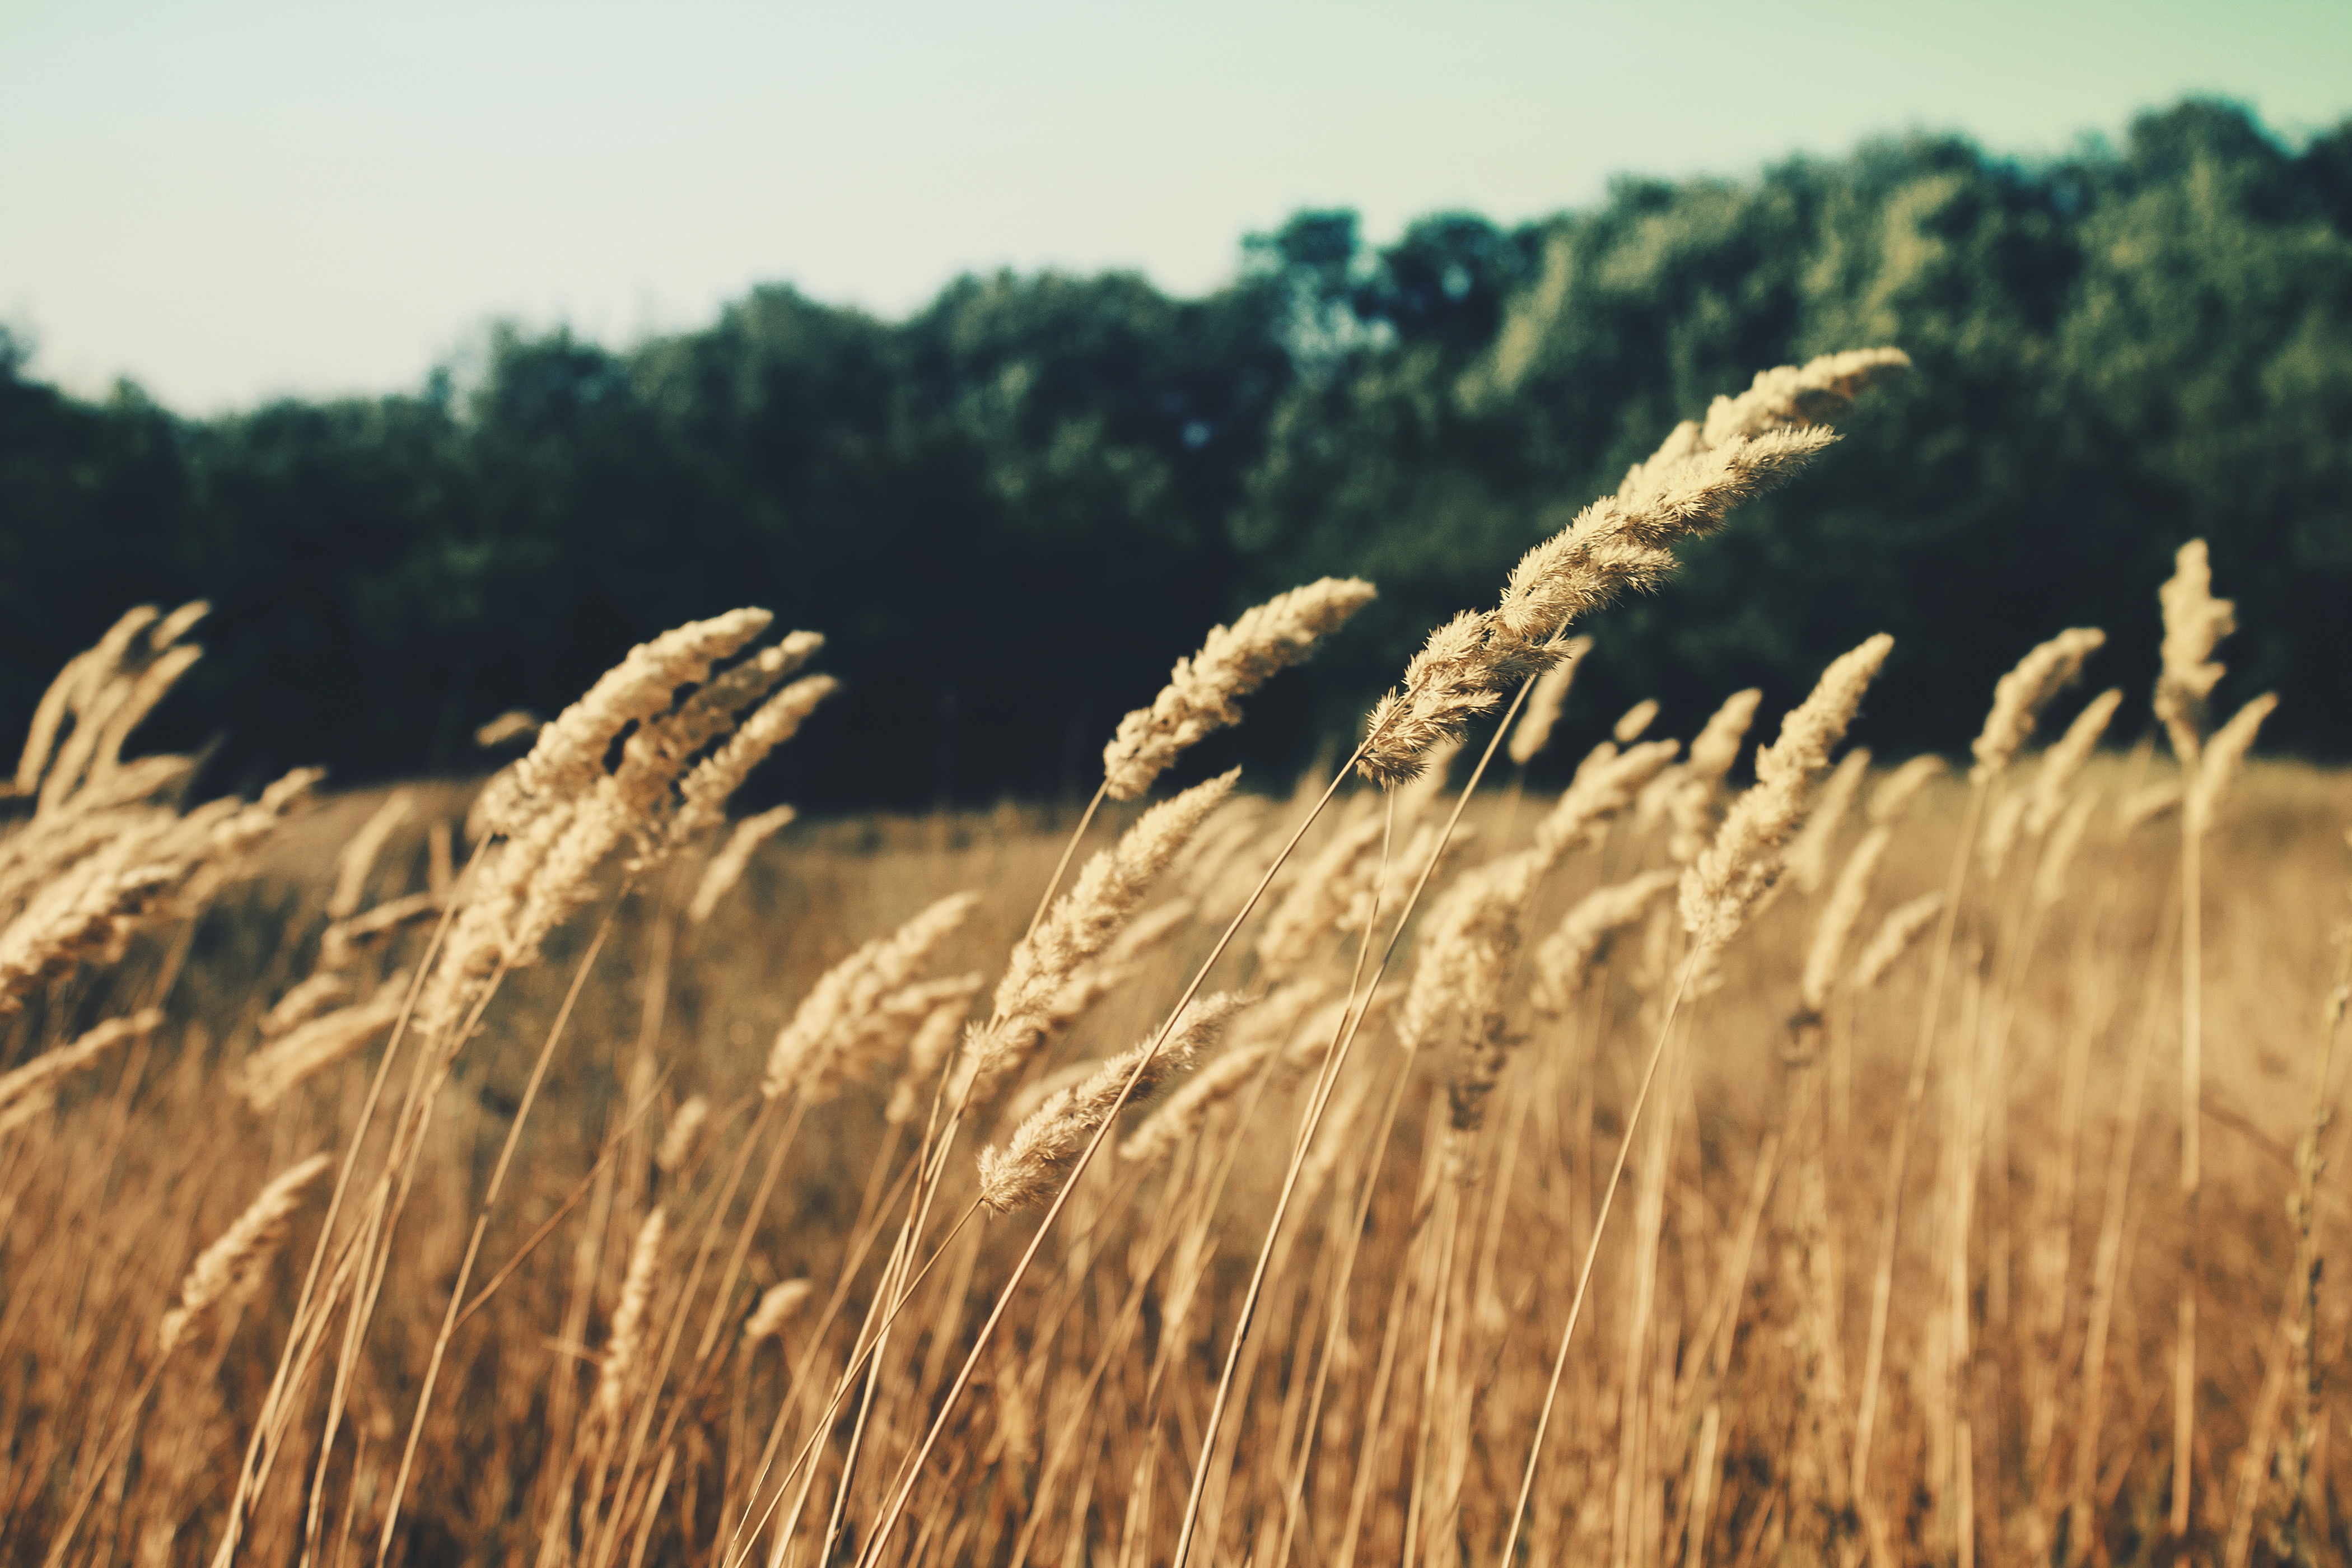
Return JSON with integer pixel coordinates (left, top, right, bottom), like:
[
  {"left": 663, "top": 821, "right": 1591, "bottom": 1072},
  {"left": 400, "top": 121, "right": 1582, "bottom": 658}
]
[
  {"left": 687, "top": 805, "right": 798, "bottom": 925},
  {"left": 328, "top": 791, "right": 414, "bottom": 920},
  {"left": 159, "top": 1154, "right": 334, "bottom": 1354},
  {"left": 958, "top": 769, "right": 1238, "bottom": 1106},
  {"left": 1505, "top": 636, "right": 1591, "bottom": 766},
  {"left": 1103, "top": 577, "right": 1376, "bottom": 801},
  {"left": 234, "top": 977, "right": 409, "bottom": 1110},
  {"left": 0, "top": 1007, "right": 161, "bottom": 1123},
  {"left": 1784, "top": 746, "right": 1873, "bottom": 895},
  {"left": 977, "top": 993, "right": 1244, "bottom": 1211},
  {"left": 741, "top": 1280, "right": 814, "bottom": 1347}
]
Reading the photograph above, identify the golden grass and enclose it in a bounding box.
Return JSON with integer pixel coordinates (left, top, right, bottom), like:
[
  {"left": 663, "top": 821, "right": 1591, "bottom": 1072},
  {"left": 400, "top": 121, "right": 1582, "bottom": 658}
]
[
  {"left": 0, "top": 754, "right": 2343, "bottom": 1566},
  {"left": 4, "top": 351, "right": 2348, "bottom": 1568}
]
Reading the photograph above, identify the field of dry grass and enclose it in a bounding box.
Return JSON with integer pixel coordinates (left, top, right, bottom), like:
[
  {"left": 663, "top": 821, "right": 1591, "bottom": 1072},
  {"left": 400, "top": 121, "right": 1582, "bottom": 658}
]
[{"left": 6, "top": 350, "right": 2349, "bottom": 1568}]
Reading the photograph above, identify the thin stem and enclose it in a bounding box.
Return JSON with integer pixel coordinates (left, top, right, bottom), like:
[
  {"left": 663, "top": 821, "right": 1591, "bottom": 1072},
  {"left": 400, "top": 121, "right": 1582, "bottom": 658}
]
[
  {"left": 213, "top": 841, "right": 483, "bottom": 1564},
  {"left": 1027, "top": 780, "right": 1111, "bottom": 941},
  {"left": 1850, "top": 776, "right": 1989, "bottom": 1506},
  {"left": 857, "top": 742, "right": 1372, "bottom": 1568},
  {"left": 1170, "top": 678, "right": 1538, "bottom": 1568},
  {"left": 2172, "top": 807, "right": 2204, "bottom": 1537},
  {"left": 1498, "top": 945, "right": 1704, "bottom": 1568},
  {"left": 374, "top": 890, "right": 628, "bottom": 1566}
]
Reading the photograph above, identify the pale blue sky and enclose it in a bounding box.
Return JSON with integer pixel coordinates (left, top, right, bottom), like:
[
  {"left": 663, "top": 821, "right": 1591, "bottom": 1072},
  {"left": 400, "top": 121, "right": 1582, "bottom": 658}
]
[{"left": 4, "top": 1, "right": 2348, "bottom": 412}]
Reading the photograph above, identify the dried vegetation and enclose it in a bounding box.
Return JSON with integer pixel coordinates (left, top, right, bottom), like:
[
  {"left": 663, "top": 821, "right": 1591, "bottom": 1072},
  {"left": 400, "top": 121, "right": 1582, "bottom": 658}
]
[{"left": 4, "top": 352, "right": 2346, "bottom": 1568}]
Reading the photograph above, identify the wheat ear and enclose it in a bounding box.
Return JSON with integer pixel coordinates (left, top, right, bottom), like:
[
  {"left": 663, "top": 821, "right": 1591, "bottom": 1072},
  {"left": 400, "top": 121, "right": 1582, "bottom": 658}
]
[
  {"left": 1681, "top": 635, "right": 1894, "bottom": 951},
  {"left": 741, "top": 1280, "right": 814, "bottom": 1346},
  {"left": 235, "top": 977, "right": 409, "bottom": 1110},
  {"left": 1784, "top": 746, "right": 1873, "bottom": 895},
  {"left": 594, "top": 1208, "right": 668, "bottom": 1425},
  {"left": 958, "top": 769, "right": 1237, "bottom": 1105},
  {"left": 762, "top": 889, "right": 981, "bottom": 1102},
  {"left": 0, "top": 1007, "right": 161, "bottom": 1122},
  {"left": 2154, "top": 539, "right": 2234, "bottom": 765},
  {"left": 1612, "top": 697, "right": 1660, "bottom": 743},
  {"left": 328, "top": 791, "right": 414, "bottom": 920},
  {"left": 1530, "top": 871, "right": 1679, "bottom": 1016},
  {"left": 159, "top": 1153, "right": 334, "bottom": 1353},
  {"left": 1103, "top": 577, "right": 1376, "bottom": 801},
  {"left": 977, "top": 992, "right": 1244, "bottom": 1211},
  {"left": 687, "top": 805, "right": 797, "bottom": 925},
  {"left": 1506, "top": 636, "right": 1591, "bottom": 765},
  {"left": 1852, "top": 892, "right": 1947, "bottom": 990}
]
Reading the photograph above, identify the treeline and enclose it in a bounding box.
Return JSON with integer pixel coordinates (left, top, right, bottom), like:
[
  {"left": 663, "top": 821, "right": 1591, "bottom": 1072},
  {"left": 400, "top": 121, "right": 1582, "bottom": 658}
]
[{"left": 3, "top": 99, "right": 2349, "bottom": 808}]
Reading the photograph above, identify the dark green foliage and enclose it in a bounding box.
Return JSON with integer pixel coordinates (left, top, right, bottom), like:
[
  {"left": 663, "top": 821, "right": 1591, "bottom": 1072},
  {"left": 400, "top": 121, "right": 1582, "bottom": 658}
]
[{"left": 2, "top": 98, "right": 2345, "bottom": 806}]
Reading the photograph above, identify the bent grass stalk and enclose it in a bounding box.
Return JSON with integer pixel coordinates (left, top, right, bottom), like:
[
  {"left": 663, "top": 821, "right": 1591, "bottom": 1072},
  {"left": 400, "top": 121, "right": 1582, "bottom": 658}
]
[
  {"left": 1168, "top": 674, "right": 1540, "bottom": 1568},
  {"left": 855, "top": 743, "right": 1373, "bottom": 1568},
  {"left": 372, "top": 892, "right": 628, "bottom": 1566},
  {"left": 210, "top": 838, "right": 484, "bottom": 1566},
  {"left": 1499, "top": 948, "right": 1703, "bottom": 1566}
]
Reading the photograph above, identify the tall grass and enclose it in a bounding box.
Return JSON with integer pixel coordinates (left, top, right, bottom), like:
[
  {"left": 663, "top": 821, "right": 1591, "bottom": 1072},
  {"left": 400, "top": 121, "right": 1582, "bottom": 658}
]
[{"left": 2, "top": 352, "right": 2344, "bottom": 1568}]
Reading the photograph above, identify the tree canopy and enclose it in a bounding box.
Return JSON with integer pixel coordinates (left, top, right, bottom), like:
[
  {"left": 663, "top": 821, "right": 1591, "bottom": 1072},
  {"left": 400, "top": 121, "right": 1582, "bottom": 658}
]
[{"left": 4, "top": 99, "right": 2347, "bottom": 807}]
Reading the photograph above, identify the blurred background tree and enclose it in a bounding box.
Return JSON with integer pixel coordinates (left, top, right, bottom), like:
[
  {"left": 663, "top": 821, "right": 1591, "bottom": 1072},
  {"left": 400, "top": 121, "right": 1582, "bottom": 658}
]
[{"left": 2, "top": 98, "right": 2345, "bottom": 808}]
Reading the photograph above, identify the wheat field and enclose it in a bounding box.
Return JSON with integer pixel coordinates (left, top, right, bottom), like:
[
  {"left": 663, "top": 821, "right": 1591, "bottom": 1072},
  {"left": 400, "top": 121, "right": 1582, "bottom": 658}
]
[{"left": 4, "top": 352, "right": 2349, "bottom": 1568}]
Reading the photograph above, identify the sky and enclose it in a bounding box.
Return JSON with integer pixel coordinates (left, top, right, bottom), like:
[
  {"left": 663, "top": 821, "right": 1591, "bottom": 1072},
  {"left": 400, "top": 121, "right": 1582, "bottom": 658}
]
[{"left": 4, "top": 1, "right": 2349, "bottom": 414}]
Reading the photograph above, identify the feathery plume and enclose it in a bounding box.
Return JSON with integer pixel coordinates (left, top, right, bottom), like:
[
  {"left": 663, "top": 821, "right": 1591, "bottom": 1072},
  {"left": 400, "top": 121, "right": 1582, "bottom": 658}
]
[
  {"left": 1612, "top": 698, "right": 1660, "bottom": 744},
  {"left": 1103, "top": 577, "right": 1376, "bottom": 801},
  {"left": 595, "top": 1208, "right": 667, "bottom": 1423},
  {"left": 763, "top": 890, "right": 982, "bottom": 1102},
  {"left": 2154, "top": 539, "right": 2235, "bottom": 763},
  {"left": 977, "top": 993, "right": 1245, "bottom": 1211},
  {"left": 318, "top": 891, "right": 441, "bottom": 971},
  {"left": 688, "top": 805, "right": 797, "bottom": 925},
  {"left": 0, "top": 769, "right": 319, "bottom": 1014},
  {"left": 1668, "top": 689, "right": 1764, "bottom": 862},
  {"left": 656, "top": 1095, "right": 710, "bottom": 1175},
  {"left": 474, "top": 609, "right": 776, "bottom": 838},
  {"left": 149, "top": 599, "right": 211, "bottom": 651},
  {"left": 743, "top": 1279, "right": 813, "bottom": 1345},
  {"left": 1681, "top": 636, "right": 1894, "bottom": 951},
  {"left": 673, "top": 674, "right": 836, "bottom": 842},
  {"left": 327, "top": 792, "right": 413, "bottom": 921},
  {"left": 83, "top": 643, "right": 202, "bottom": 785},
  {"left": 1119, "top": 979, "right": 1333, "bottom": 1165},
  {"left": 1506, "top": 637, "right": 1592, "bottom": 766},
  {"left": 1853, "top": 894, "right": 1945, "bottom": 990},
  {"left": 260, "top": 972, "right": 351, "bottom": 1039},
  {"left": 1972, "top": 628, "right": 2106, "bottom": 781},
  {"left": 1691, "top": 347, "right": 1914, "bottom": 454},
  {"left": 960, "top": 770, "right": 1236, "bottom": 1104},
  {"left": 1254, "top": 811, "right": 1387, "bottom": 972},
  {"left": 236, "top": 977, "right": 409, "bottom": 1111},
  {"left": 423, "top": 618, "right": 829, "bottom": 1038},
  {"left": 2186, "top": 693, "right": 2278, "bottom": 838},
  {"left": 1982, "top": 790, "right": 2033, "bottom": 880},
  {"left": 1782, "top": 747, "right": 1872, "bottom": 896},
  {"left": 1530, "top": 871, "right": 1679, "bottom": 1016},
  {"left": 1535, "top": 739, "right": 1682, "bottom": 862},
  {"left": 1359, "top": 351, "right": 1906, "bottom": 788},
  {"left": 473, "top": 711, "right": 543, "bottom": 749},
  {"left": 0, "top": 1009, "right": 161, "bottom": 1122},
  {"left": 2033, "top": 791, "right": 2103, "bottom": 911},
  {"left": 1867, "top": 754, "right": 1947, "bottom": 825},
  {"left": 2027, "top": 690, "right": 2124, "bottom": 837},
  {"left": 157, "top": 1152, "right": 333, "bottom": 1353},
  {"left": 1358, "top": 613, "right": 1512, "bottom": 788},
  {"left": 1803, "top": 828, "right": 1889, "bottom": 1014}
]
